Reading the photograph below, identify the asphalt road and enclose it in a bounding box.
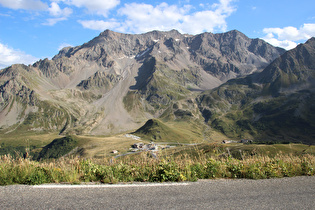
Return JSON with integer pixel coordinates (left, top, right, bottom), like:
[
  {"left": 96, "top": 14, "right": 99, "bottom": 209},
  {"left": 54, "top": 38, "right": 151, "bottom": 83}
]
[{"left": 1, "top": 176, "right": 314, "bottom": 209}]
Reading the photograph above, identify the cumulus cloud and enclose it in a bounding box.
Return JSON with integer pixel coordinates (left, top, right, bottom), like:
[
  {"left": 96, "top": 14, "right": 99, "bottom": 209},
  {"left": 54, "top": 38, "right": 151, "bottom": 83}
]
[
  {"left": 0, "top": 0, "right": 72, "bottom": 26},
  {"left": 120, "top": 0, "right": 235, "bottom": 34},
  {"left": 262, "top": 23, "right": 315, "bottom": 50},
  {"left": 262, "top": 36, "right": 297, "bottom": 51},
  {"left": 0, "top": 43, "right": 38, "bottom": 69},
  {"left": 43, "top": 2, "right": 73, "bottom": 26},
  {"left": 0, "top": 0, "right": 48, "bottom": 10},
  {"left": 179, "top": 8, "right": 230, "bottom": 34},
  {"left": 57, "top": 0, "right": 120, "bottom": 16},
  {"left": 49, "top": 2, "right": 72, "bottom": 17},
  {"left": 78, "top": 0, "right": 236, "bottom": 34},
  {"left": 117, "top": 3, "right": 188, "bottom": 33}
]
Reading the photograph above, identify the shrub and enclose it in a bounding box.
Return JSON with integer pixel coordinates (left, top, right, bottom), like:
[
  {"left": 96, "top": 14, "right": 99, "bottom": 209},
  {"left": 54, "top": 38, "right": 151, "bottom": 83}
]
[{"left": 0, "top": 151, "right": 314, "bottom": 185}]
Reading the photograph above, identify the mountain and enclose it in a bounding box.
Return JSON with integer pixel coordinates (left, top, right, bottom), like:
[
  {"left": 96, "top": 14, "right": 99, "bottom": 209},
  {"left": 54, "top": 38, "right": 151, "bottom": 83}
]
[
  {"left": 198, "top": 37, "right": 315, "bottom": 144},
  {"left": 0, "top": 29, "right": 284, "bottom": 137}
]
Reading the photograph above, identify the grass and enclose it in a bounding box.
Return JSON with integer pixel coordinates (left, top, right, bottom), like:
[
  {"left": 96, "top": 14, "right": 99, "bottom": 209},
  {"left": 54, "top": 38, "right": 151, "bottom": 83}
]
[
  {"left": 0, "top": 143, "right": 314, "bottom": 185},
  {"left": 74, "top": 135, "right": 150, "bottom": 158},
  {"left": 0, "top": 133, "right": 149, "bottom": 159},
  {"left": 0, "top": 133, "right": 61, "bottom": 147},
  {"left": 133, "top": 119, "right": 206, "bottom": 143},
  {"left": 164, "top": 143, "right": 315, "bottom": 159}
]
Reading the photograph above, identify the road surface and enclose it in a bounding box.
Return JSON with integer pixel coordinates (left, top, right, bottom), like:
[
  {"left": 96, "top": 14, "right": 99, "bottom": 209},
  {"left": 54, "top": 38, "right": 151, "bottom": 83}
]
[{"left": 1, "top": 176, "right": 314, "bottom": 209}]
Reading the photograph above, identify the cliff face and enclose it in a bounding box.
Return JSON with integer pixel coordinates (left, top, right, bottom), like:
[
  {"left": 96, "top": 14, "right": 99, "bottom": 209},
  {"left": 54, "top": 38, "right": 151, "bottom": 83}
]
[{"left": 0, "top": 29, "right": 285, "bottom": 136}]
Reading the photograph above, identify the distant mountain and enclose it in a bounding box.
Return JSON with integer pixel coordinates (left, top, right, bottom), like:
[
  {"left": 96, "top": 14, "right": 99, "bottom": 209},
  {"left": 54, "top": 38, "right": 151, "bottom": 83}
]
[
  {"left": 258, "top": 37, "right": 315, "bottom": 94},
  {"left": 0, "top": 29, "right": 285, "bottom": 137},
  {"left": 198, "top": 37, "right": 315, "bottom": 144}
]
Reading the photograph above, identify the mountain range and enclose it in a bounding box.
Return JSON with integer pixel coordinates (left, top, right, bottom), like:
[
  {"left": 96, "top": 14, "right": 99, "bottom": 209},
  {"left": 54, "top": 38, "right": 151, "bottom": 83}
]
[{"left": 0, "top": 29, "right": 314, "bottom": 144}]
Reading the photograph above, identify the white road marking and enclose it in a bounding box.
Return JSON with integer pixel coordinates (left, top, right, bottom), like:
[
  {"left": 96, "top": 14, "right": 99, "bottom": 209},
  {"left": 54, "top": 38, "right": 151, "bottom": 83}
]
[{"left": 33, "top": 183, "right": 190, "bottom": 189}]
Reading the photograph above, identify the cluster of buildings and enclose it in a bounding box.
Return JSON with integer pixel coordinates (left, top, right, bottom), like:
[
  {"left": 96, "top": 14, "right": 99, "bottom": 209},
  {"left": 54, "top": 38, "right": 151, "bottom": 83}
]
[
  {"left": 222, "top": 139, "right": 253, "bottom": 144},
  {"left": 131, "top": 142, "right": 158, "bottom": 152},
  {"left": 111, "top": 134, "right": 174, "bottom": 157}
]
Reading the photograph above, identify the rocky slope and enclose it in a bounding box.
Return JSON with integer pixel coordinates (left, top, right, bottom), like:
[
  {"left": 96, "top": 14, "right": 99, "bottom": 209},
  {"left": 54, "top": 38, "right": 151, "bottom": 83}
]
[
  {"left": 198, "top": 38, "right": 315, "bottom": 144},
  {"left": 0, "top": 29, "right": 285, "bottom": 136}
]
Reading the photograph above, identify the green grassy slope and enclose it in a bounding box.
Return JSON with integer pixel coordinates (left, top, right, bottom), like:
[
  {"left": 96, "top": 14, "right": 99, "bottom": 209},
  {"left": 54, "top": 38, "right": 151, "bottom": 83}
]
[
  {"left": 132, "top": 119, "right": 204, "bottom": 143},
  {"left": 197, "top": 38, "right": 315, "bottom": 144}
]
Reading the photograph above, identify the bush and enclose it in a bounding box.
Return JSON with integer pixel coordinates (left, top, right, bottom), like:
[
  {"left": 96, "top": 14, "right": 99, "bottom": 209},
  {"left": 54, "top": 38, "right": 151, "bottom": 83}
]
[{"left": 0, "top": 152, "right": 314, "bottom": 185}]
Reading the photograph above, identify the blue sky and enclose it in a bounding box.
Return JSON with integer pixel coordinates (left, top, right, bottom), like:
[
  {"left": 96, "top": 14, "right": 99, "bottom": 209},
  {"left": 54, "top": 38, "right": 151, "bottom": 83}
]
[{"left": 0, "top": 0, "right": 314, "bottom": 69}]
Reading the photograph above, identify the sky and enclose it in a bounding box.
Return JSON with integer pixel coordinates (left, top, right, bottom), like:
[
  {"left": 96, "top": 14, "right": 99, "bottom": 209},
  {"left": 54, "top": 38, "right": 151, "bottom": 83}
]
[{"left": 0, "top": 0, "right": 314, "bottom": 69}]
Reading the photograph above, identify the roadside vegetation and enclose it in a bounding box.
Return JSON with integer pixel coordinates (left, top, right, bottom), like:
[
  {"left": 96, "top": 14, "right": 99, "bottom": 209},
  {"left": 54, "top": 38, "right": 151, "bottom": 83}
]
[{"left": 0, "top": 143, "right": 314, "bottom": 185}]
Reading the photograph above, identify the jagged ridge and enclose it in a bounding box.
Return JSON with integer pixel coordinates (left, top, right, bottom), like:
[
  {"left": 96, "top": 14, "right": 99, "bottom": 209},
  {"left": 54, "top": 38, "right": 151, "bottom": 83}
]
[{"left": 0, "top": 29, "right": 286, "bottom": 137}]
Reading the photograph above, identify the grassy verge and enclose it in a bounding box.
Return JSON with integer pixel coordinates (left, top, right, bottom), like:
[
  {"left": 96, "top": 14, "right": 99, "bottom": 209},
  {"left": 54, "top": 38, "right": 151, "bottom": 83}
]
[{"left": 0, "top": 150, "right": 314, "bottom": 185}]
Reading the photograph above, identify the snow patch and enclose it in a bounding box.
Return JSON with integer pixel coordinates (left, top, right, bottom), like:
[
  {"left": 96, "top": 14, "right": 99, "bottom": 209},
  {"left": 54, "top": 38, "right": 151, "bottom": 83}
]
[
  {"left": 136, "top": 47, "right": 152, "bottom": 58},
  {"left": 119, "top": 55, "right": 136, "bottom": 60}
]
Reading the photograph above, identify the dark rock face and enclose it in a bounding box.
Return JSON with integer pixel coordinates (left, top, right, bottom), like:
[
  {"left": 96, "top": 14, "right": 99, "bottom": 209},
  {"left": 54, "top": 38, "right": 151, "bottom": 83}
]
[
  {"left": 77, "top": 71, "right": 122, "bottom": 93},
  {"left": 0, "top": 29, "right": 287, "bottom": 136}
]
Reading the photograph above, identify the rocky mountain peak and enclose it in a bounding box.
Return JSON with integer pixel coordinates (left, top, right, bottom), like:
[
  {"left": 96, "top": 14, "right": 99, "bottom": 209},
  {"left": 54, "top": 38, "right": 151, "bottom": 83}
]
[
  {"left": 0, "top": 29, "right": 290, "bottom": 136},
  {"left": 217, "top": 29, "right": 248, "bottom": 41},
  {"left": 99, "top": 29, "right": 120, "bottom": 37},
  {"left": 304, "top": 37, "right": 315, "bottom": 46},
  {"left": 143, "top": 29, "right": 183, "bottom": 39},
  {"left": 257, "top": 37, "right": 315, "bottom": 93}
]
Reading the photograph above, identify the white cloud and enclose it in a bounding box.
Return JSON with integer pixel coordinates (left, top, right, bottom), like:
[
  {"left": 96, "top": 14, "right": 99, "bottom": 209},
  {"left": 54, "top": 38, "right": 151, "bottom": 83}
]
[
  {"left": 117, "top": 3, "right": 188, "bottom": 33},
  {"left": 43, "top": 2, "right": 72, "bottom": 26},
  {"left": 262, "top": 36, "right": 298, "bottom": 51},
  {"left": 43, "top": 17, "right": 68, "bottom": 26},
  {"left": 262, "top": 23, "right": 315, "bottom": 50},
  {"left": 57, "top": 0, "right": 120, "bottom": 17},
  {"left": 78, "top": 20, "right": 121, "bottom": 31},
  {"left": 180, "top": 8, "right": 230, "bottom": 34},
  {"left": 0, "top": 43, "right": 38, "bottom": 69},
  {"left": 0, "top": 0, "right": 72, "bottom": 25},
  {"left": 78, "top": 0, "right": 236, "bottom": 34},
  {"left": 0, "top": 0, "right": 48, "bottom": 10},
  {"left": 49, "top": 2, "right": 72, "bottom": 17}
]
